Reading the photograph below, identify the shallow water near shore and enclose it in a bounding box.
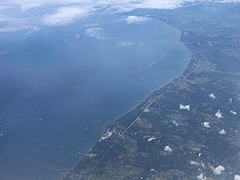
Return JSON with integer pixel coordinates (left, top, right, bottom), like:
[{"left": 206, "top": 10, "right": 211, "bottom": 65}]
[{"left": 0, "top": 13, "right": 191, "bottom": 180}]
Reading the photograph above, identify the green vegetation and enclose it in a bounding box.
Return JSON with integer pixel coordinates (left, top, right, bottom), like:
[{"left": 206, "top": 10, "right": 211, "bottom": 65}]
[{"left": 64, "top": 3, "right": 240, "bottom": 180}]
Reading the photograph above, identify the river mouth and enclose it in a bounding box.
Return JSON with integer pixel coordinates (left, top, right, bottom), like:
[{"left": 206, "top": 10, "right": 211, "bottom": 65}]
[{"left": 0, "top": 12, "right": 191, "bottom": 180}]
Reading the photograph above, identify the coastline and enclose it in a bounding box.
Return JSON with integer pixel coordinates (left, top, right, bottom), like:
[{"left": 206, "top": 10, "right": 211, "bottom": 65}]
[
  {"left": 63, "top": 3, "right": 240, "bottom": 179},
  {"left": 91, "top": 19, "right": 192, "bottom": 137},
  {"left": 62, "top": 25, "right": 194, "bottom": 179}
]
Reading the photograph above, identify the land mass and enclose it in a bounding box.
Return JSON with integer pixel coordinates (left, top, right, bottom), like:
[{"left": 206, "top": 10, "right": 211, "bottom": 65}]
[{"left": 63, "top": 2, "right": 240, "bottom": 180}]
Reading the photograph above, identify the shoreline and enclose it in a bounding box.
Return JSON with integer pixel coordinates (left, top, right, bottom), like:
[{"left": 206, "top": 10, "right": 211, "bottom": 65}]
[
  {"left": 63, "top": 3, "right": 240, "bottom": 179},
  {"left": 91, "top": 19, "right": 192, "bottom": 137},
  {"left": 62, "top": 25, "right": 194, "bottom": 179}
]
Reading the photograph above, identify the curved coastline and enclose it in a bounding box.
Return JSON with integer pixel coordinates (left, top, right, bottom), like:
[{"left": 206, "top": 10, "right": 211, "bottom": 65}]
[
  {"left": 95, "top": 24, "right": 193, "bottom": 144},
  {"left": 62, "top": 22, "right": 193, "bottom": 179},
  {"left": 63, "top": 4, "right": 240, "bottom": 180}
]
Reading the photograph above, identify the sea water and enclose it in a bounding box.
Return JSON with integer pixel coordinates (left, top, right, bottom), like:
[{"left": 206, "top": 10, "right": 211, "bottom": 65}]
[{"left": 0, "top": 13, "right": 191, "bottom": 180}]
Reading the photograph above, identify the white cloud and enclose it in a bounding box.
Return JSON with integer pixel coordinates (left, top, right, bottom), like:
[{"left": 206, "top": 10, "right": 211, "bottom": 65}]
[
  {"left": 0, "top": 25, "right": 37, "bottom": 32},
  {"left": 42, "top": 5, "right": 94, "bottom": 26},
  {"left": 164, "top": 145, "right": 173, "bottom": 152},
  {"left": 85, "top": 27, "right": 104, "bottom": 39},
  {"left": 180, "top": 104, "right": 190, "bottom": 111},
  {"left": 212, "top": 165, "right": 225, "bottom": 175},
  {"left": 197, "top": 173, "right": 207, "bottom": 180},
  {"left": 234, "top": 175, "right": 240, "bottom": 180},
  {"left": 118, "top": 41, "right": 145, "bottom": 47},
  {"left": 124, "top": 16, "right": 150, "bottom": 24},
  {"left": 202, "top": 122, "right": 210, "bottom": 128},
  {"left": 118, "top": 41, "right": 135, "bottom": 47},
  {"left": 83, "top": 23, "right": 100, "bottom": 28},
  {"left": 1, "top": 0, "right": 240, "bottom": 32},
  {"left": 4, "top": 0, "right": 94, "bottom": 10},
  {"left": 0, "top": 16, "right": 38, "bottom": 32},
  {"left": 219, "top": 129, "right": 226, "bottom": 135},
  {"left": 136, "top": 0, "right": 189, "bottom": 9},
  {"left": 209, "top": 93, "right": 216, "bottom": 99},
  {"left": 3, "top": 0, "right": 240, "bottom": 12},
  {"left": 147, "top": 136, "right": 156, "bottom": 142},
  {"left": 230, "top": 110, "right": 237, "bottom": 115},
  {"left": 172, "top": 120, "right": 179, "bottom": 126},
  {"left": 215, "top": 110, "right": 223, "bottom": 119},
  {"left": 219, "top": 0, "right": 240, "bottom": 2},
  {"left": 190, "top": 161, "right": 200, "bottom": 166}
]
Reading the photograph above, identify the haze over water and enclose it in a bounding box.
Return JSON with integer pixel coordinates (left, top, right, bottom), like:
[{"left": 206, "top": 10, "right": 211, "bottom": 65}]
[{"left": 0, "top": 13, "right": 191, "bottom": 180}]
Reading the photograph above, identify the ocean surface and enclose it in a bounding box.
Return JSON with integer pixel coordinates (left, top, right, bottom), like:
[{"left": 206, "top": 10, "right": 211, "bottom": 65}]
[{"left": 0, "top": 13, "right": 191, "bottom": 180}]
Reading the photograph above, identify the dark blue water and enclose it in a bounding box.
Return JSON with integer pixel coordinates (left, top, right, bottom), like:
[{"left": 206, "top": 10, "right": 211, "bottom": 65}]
[{"left": 0, "top": 13, "right": 191, "bottom": 180}]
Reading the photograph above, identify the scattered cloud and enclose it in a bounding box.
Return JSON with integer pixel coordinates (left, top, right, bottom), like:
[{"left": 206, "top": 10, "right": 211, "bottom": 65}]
[
  {"left": 136, "top": 0, "right": 189, "bottom": 9},
  {"left": 83, "top": 23, "right": 99, "bottom": 28},
  {"left": 1, "top": 0, "right": 240, "bottom": 32},
  {"left": 179, "top": 104, "right": 190, "bottom": 111},
  {"left": 0, "top": 15, "right": 39, "bottom": 32},
  {"left": 3, "top": 0, "right": 240, "bottom": 12},
  {"left": 172, "top": 120, "right": 179, "bottom": 126},
  {"left": 234, "top": 175, "right": 240, "bottom": 180},
  {"left": 202, "top": 122, "right": 210, "bottom": 128},
  {"left": 197, "top": 173, "right": 207, "bottom": 180},
  {"left": 211, "top": 165, "right": 225, "bottom": 175},
  {"left": 42, "top": 5, "right": 94, "bottom": 26},
  {"left": 164, "top": 145, "right": 173, "bottom": 152},
  {"left": 219, "top": 0, "right": 240, "bottom": 2},
  {"left": 118, "top": 41, "right": 145, "bottom": 47},
  {"left": 209, "top": 93, "right": 216, "bottom": 99},
  {"left": 3, "top": 0, "right": 94, "bottom": 10},
  {"left": 219, "top": 129, "right": 226, "bottom": 135},
  {"left": 230, "top": 110, "right": 237, "bottom": 115},
  {"left": 124, "top": 16, "right": 150, "bottom": 24},
  {"left": 0, "top": 24, "right": 37, "bottom": 32},
  {"left": 85, "top": 27, "right": 104, "bottom": 39},
  {"left": 215, "top": 110, "right": 223, "bottom": 119},
  {"left": 190, "top": 161, "right": 200, "bottom": 166},
  {"left": 147, "top": 136, "right": 156, "bottom": 142},
  {"left": 118, "top": 41, "right": 135, "bottom": 47}
]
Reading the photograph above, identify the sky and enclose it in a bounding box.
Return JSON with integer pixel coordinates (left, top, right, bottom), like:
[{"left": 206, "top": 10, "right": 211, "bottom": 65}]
[{"left": 0, "top": 0, "right": 239, "bottom": 32}]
